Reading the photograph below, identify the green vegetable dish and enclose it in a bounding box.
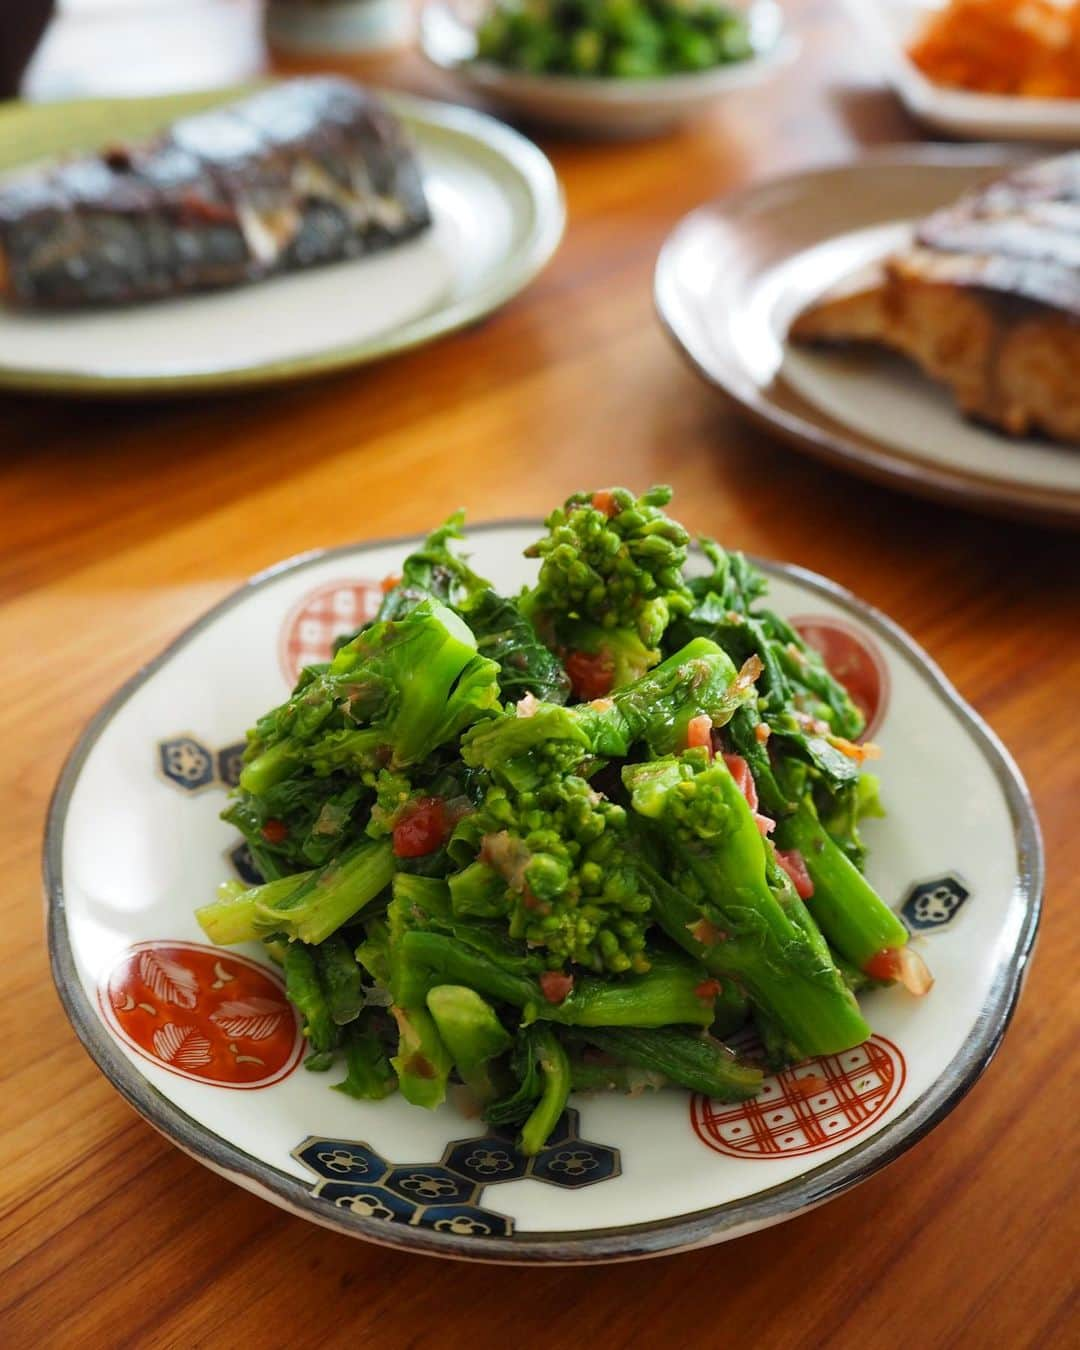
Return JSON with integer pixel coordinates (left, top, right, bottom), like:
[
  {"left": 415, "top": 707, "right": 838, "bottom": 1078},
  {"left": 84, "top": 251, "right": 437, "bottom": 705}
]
[
  {"left": 474, "top": 0, "right": 754, "bottom": 79},
  {"left": 198, "top": 487, "right": 932, "bottom": 1155}
]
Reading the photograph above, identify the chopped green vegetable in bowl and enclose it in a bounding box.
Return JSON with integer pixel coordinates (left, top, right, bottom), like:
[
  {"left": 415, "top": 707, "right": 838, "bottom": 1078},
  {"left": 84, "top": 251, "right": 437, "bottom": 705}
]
[
  {"left": 474, "top": 0, "right": 754, "bottom": 78},
  {"left": 196, "top": 487, "right": 931, "bottom": 1156}
]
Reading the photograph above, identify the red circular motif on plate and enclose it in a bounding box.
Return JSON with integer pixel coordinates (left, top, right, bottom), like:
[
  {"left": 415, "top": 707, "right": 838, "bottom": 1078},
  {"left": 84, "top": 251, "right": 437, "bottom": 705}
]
[
  {"left": 279, "top": 578, "right": 384, "bottom": 685},
  {"left": 98, "top": 941, "right": 303, "bottom": 1089},
  {"left": 789, "top": 615, "right": 890, "bottom": 737},
  {"left": 690, "top": 1035, "right": 906, "bottom": 1159}
]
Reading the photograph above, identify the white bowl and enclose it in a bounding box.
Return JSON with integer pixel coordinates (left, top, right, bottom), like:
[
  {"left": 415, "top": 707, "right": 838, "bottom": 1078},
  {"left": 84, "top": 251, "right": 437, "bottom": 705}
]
[{"left": 419, "top": 0, "right": 798, "bottom": 136}]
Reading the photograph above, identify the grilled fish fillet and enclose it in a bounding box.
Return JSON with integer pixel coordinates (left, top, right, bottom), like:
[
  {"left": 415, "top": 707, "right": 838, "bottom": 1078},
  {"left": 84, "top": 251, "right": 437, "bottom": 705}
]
[
  {"left": 789, "top": 154, "right": 1080, "bottom": 445},
  {"left": 0, "top": 78, "right": 431, "bottom": 309}
]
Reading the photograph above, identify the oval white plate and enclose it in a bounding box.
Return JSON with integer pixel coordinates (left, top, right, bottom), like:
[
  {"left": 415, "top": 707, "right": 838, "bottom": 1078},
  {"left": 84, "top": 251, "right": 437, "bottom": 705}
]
[
  {"left": 843, "top": 0, "right": 1080, "bottom": 142},
  {"left": 655, "top": 146, "right": 1080, "bottom": 527},
  {"left": 420, "top": 0, "right": 797, "bottom": 136},
  {"left": 0, "top": 89, "right": 564, "bottom": 396},
  {"left": 46, "top": 523, "right": 1042, "bottom": 1262}
]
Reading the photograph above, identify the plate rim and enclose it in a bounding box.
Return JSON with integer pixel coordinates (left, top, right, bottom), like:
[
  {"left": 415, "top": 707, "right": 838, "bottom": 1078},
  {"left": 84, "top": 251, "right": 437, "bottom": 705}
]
[
  {"left": 653, "top": 143, "right": 1080, "bottom": 529},
  {"left": 44, "top": 521, "right": 1044, "bottom": 1263},
  {"left": 0, "top": 90, "right": 565, "bottom": 397}
]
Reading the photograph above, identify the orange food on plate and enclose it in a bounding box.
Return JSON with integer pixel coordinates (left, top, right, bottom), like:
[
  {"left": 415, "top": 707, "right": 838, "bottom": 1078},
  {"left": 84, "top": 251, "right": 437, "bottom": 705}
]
[{"left": 908, "top": 0, "right": 1080, "bottom": 97}]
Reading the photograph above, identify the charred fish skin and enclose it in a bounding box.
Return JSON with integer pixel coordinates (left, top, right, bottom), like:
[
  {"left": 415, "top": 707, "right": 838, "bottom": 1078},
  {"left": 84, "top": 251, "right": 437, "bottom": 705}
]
[
  {"left": 914, "top": 152, "right": 1080, "bottom": 319},
  {"left": 0, "top": 77, "right": 432, "bottom": 309}
]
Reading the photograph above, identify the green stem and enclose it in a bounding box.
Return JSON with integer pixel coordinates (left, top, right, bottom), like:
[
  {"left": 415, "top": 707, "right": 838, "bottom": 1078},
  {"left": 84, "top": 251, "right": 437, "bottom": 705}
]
[
  {"left": 577, "top": 1027, "right": 762, "bottom": 1101},
  {"left": 775, "top": 799, "right": 908, "bottom": 968},
  {"left": 548, "top": 951, "right": 714, "bottom": 1029},
  {"left": 283, "top": 943, "right": 337, "bottom": 1059},
  {"left": 426, "top": 985, "right": 512, "bottom": 1104},
  {"left": 390, "top": 1004, "right": 452, "bottom": 1109},
  {"left": 260, "top": 839, "right": 395, "bottom": 946},
  {"left": 612, "top": 636, "right": 743, "bottom": 755},
  {"left": 401, "top": 929, "right": 715, "bottom": 1029},
  {"left": 567, "top": 1058, "right": 668, "bottom": 1094},
  {"left": 400, "top": 928, "right": 538, "bottom": 1008},
  {"left": 196, "top": 871, "right": 311, "bottom": 945},
  {"left": 239, "top": 739, "right": 299, "bottom": 794},
  {"left": 641, "top": 860, "right": 870, "bottom": 1058},
  {"left": 520, "top": 1028, "right": 571, "bottom": 1156}
]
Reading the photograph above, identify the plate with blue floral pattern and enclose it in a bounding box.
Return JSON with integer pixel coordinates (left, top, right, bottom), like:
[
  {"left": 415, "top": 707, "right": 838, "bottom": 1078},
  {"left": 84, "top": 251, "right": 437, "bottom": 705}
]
[{"left": 45, "top": 523, "right": 1041, "bottom": 1262}]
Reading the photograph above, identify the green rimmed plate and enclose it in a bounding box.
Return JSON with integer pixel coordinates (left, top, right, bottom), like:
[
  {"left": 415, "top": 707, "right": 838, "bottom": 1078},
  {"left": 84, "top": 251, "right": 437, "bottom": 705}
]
[{"left": 0, "top": 88, "right": 564, "bottom": 396}]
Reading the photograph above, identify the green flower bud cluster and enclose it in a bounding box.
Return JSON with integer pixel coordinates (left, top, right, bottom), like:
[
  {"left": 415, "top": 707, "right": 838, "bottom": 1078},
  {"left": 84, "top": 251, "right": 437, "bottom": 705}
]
[
  {"left": 623, "top": 750, "right": 739, "bottom": 847},
  {"left": 656, "top": 768, "right": 736, "bottom": 844},
  {"left": 526, "top": 485, "right": 692, "bottom": 647},
  {"left": 461, "top": 706, "right": 593, "bottom": 791},
  {"left": 474, "top": 0, "right": 754, "bottom": 80},
  {"left": 301, "top": 728, "right": 386, "bottom": 784},
  {"left": 477, "top": 775, "right": 653, "bottom": 975}
]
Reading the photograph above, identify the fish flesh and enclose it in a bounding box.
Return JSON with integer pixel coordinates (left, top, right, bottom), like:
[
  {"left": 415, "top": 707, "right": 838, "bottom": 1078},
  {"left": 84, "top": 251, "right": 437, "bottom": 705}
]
[
  {"left": 789, "top": 153, "right": 1080, "bottom": 445},
  {"left": 0, "top": 78, "right": 431, "bottom": 309}
]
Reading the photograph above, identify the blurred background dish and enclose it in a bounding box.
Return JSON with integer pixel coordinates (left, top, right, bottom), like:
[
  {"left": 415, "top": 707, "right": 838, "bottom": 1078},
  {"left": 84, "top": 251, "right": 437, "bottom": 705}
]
[
  {"left": 788, "top": 151, "right": 1080, "bottom": 447},
  {"left": 264, "top": 0, "right": 414, "bottom": 55},
  {"left": 0, "top": 85, "right": 564, "bottom": 393},
  {"left": 419, "top": 0, "right": 797, "bottom": 136},
  {"left": 655, "top": 145, "right": 1080, "bottom": 527},
  {"left": 20, "top": 0, "right": 266, "bottom": 100},
  {"left": 843, "top": 0, "right": 1080, "bottom": 140},
  {"left": 0, "top": 79, "right": 434, "bottom": 311},
  {"left": 906, "top": 0, "right": 1080, "bottom": 100},
  {"left": 0, "top": 0, "right": 54, "bottom": 98},
  {"left": 471, "top": 0, "right": 757, "bottom": 76}
]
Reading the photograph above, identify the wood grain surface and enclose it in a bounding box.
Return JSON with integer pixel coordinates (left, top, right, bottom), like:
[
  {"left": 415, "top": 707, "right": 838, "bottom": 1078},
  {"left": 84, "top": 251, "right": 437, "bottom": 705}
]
[{"left": 2, "top": 4, "right": 1077, "bottom": 1347}]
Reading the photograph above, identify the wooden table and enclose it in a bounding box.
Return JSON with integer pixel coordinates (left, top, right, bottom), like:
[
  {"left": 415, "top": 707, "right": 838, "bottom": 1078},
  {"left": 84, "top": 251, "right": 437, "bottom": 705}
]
[{"left": 2, "top": 5, "right": 1077, "bottom": 1347}]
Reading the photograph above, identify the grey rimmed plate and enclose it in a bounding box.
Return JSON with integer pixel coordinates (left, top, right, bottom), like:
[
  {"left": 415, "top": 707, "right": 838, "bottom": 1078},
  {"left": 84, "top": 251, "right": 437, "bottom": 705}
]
[
  {"left": 419, "top": 0, "right": 797, "bottom": 138},
  {"left": 45, "top": 523, "right": 1042, "bottom": 1263},
  {"left": 0, "top": 89, "right": 564, "bottom": 397},
  {"left": 655, "top": 146, "right": 1080, "bottom": 528}
]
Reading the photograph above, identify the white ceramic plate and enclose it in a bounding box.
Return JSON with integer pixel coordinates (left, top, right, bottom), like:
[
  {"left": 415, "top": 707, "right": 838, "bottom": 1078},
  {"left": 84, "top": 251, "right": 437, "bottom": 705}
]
[
  {"left": 0, "top": 89, "right": 564, "bottom": 396},
  {"left": 655, "top": 145, "right": 1080, "bottom": 528},
  {"left": 46, "top": 523, "right": 1042, "bottom": 1263},
  {"left": 844, "top": 0, "right": 1080, "bottom": 142},
  {"left": 419, "top": 0, "right": 797, "bottom": 136}
]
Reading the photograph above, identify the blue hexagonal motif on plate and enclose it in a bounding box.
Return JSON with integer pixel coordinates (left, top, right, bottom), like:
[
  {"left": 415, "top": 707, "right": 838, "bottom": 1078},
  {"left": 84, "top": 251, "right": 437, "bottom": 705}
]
[
  {"left": 158, "top": 735, "right": 215, "bottom": 791},
  {"left": 382, "top": 1165, "right": 477, "bottom": 1206},
  {"left": 293, "top": 1108, "right": 620, "bottom": 1239},
  {"left": 318, "top": 1182, "right": 417, "bottom": 1225},
  {"left": 531, "top": 1140, "right": 620, "bottom": 1188},
  {"left": 216, "top": 741, "right": 247, "bottom": 789},
  {"left": 294, "top": 1139, "right": 387, "bottom": 1182},
  {"left": 443, "top": 1139, "right": 528, "bottom": 1186},
  {"left": 423, "top": 1204, "right": 512, "bottom": 1238},
  {"left": 227, "top": 840, "right": 263, "bottom": 886},
  {"left": 901, "top": 875, "right": 971, "bottom": 931}
]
